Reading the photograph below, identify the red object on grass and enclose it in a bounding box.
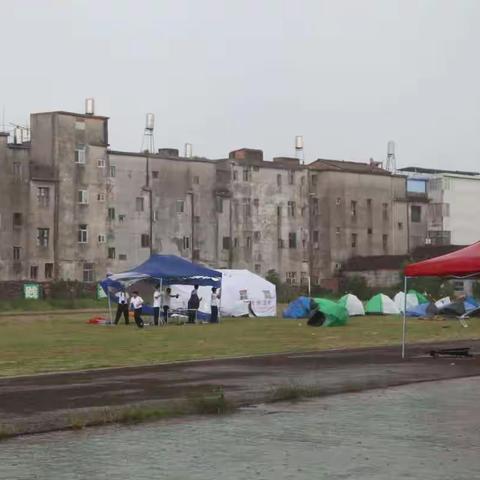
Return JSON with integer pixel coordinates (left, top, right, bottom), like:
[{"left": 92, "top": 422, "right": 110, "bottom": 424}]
[{"left": 87, "top": 316, "right": 107, "bottom": 324}]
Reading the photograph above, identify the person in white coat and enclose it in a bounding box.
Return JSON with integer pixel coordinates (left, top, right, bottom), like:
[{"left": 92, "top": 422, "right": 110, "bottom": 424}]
[{"left": 210, "top": 287, "right": 220, "bottom": 323}]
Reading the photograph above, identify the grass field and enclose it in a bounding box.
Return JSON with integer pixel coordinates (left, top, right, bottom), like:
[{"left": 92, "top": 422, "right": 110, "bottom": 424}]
[
  {"left": 1, "top": 311, "right": 479, "bottom": 377},
  {"left": 0, "top": 298, "right": 108, "bottom": 313}
]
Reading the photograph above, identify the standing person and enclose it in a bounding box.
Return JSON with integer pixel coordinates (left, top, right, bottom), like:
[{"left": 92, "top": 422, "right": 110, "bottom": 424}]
[
  {"left": 153, "top": 284, "right": 162, "bottom": 326},
  {"left": 114, "top": 288, "right": 129, "bottom": 325},
  {"left": 161, "top": 287, "right": 179, "bottom": 324},
  {"left": 210, "top": 287, "right": 220, "bottom": 324},
  {"left": 187, "top": 285, "right": 202, "bottom": 324},
  {"left": 130, "top": 291, "right": 144, "bottom": 329}
]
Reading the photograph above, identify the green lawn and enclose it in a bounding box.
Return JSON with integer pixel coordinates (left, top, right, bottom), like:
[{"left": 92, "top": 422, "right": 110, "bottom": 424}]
[{"left": 0, "top": 313, "right": 479, "bottom": 377}]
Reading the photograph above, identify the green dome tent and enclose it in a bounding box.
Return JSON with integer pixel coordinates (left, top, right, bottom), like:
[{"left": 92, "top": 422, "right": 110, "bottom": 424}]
[
  {"left": 338, "top": 294, "right": 365, "bottom": 316},
  {"left": 366, "top": 293, "right": 400, "bottom": 315},
  {"left": 408, "top": 289, "right": 429, "bottom": 304},
  {"left": 310, "top": 298, "right": 349, "bottom": 326}
]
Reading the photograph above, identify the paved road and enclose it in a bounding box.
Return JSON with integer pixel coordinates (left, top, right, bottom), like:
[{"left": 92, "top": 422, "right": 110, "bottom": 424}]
[{"left": 1, "top": 339, "right": 480, "bottom": 435}]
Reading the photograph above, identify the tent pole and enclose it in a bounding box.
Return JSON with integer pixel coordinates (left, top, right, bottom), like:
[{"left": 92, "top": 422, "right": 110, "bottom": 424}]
[
  {"left": 402, "top": 276, "right": 408, "bottom": 359},
  {"left": 160, "top": 278, "right": 163, "bottom": 326},
  {"left": 107, "top": 289, "right": 113, "bottom": 325}
]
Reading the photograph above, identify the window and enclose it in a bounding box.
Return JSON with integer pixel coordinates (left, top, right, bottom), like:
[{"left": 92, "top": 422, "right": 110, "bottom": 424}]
[
  {"left": 382, "top": 234, "right": 388, "bottom": 251},
  {"left": 108, "top": 247, "right": 116, "bottom": 259},
  {"left": 152, "top": 171, "right": 159, "bottom": 179},
  {"left": 254, "top": 264, "right": 261, "bottom": 274},
  {"left": 97, "top": 193, "right": 105, "bottom": 202},
  {"left": 77, "top": 190, "right": 88, "bottom": 204},
  {"left": 277, "top": 174, "right": 282, "bottom": 187},
  {"left": 286, "top": 271, "right": 297, "bottom": 285},
  {"left": 351, "top": 233, "right": 357, "bottom": 248},
  {"left": 13, "top": 246, "right": 21, "bottom": 260},
  {"left": 254, "top": 231, "right": 261, "bottom": 241},
  {"left": 222, "top": 236, "right": 231, "bottom": 250},
  {"left": 193, "top": 249, "right": 200, "bottom": 260},
  {"left": 313, "top": 230, "right": 319, "bottom": 243},
  {"left": 108, "top": 208, "right": 115, "bottom": 220},
  {"left": 301, "top": 206, "right": 306, "bottom": 217},
  {"left": 351, "top": 201, "right": 357, "bottom": 218},
  {"left": 45, "top": 263, "right": 53, "bottom": 279},
  {"left": 193, "top": 175, "right": 199, "bottom": 184},
  {"left": 277, "top": 205, "right": 282, "bottom": 217},
  {"left": 287, "top": 201, "right": 296, "bottom": 217},
  {"left": 234, "top": 237, "right": 239, "bottom": 248},
  {"left": 288, "top": 171, "right": 294, "bottom": 185},
  {"left": 38, "top": 187, "right": 50, "bottom": 207},
  {"left": 136, "top": 197, "right": 144, "bottom": 212},
  {"left": 243, "top": 168, "right": 250, "bottom": 181},
  {"left": 311, "top": 174, "right": 318, "bottom": 187},
  {"left": 366, "top": 198, "right": 372, "bottom": 209},
  {"left": 141, "top": 234, "right": 150, "bottom": 248},
  {"left": 233, "top": 170, "right": 238, "bottom": 181},
  {"left": 398, "top": 222, "right": 403, "bottom": 230},
  {"left": 97, "top": 157, "right": 105, "bottom": 168},
  {"left": 75, "top": 121, "right": 86, "bottom": 130},
  {"left": 118, "top": 214, "right": 126, "bottom": 222},
  {"left": 278, "top": 238, "right": 284, "bottom": 249},
  {"left": 119, "top": 254, "right": 127, "bottom": 261},
  {"left": 312, "top": 198, "right": 319, "bottom": 215},
  {"left": 288, "top": 232, "right": 297, "bottom": 249},
  {"left": 411, "top": 205, "right": 421, "bottom": 223},
  {"left": 13, "top": 162, "right": 21, "bottom": 177},
  {"left": 37, "top": 228, "right": 49, "bottom": 247},
  {"left": 382, "top": 203, "right": 389, "bottom": 220},
  {"left": 78, "top": 224, "right": 88, "bottom": 243},
  {"left": 336, "top": 227, "right": 341, "bottom": 235},
  {"left": 75, "top": 145, "right": 86, "bottom": 164},
  {"left": 253, "top": 198, "right": 259, "bottom": 208},
  {"left": 83, "top": 263, "right": 95, "bottom": 282},
  {"left": 301, "top": 176, "right": 305, "bottom": 186},
  {"left": 153, "top": 210, "right": 159, "bottom": 222},
  {"left": 216, "top": 197, "right": 223, "bottom": 213},
  {"left": 243, "top": 198, "right": 251, "bottom": 217},
  {"left": 183, "top": 236, "right": 190, "bottom": 250},
  {"left": 246, "top": 236, "right": 252, "bottom": 248},
  {"left": 336, "top": 197, "right": 341, "bottom": 206},
  {"left": 176, "top": 200, "right": 184, "bottom": 213},
  {"left": 367, "top": 227, "right": 373, "bottom": 235},
  {"left": 30, "top": 266, "right": 38, "bottom": 280},
  {"left": 13, "top": 212, "right": 22, "bottom": 227},
  {"left": 98, "top": 234, "right": 106, "bottom": 243},
  {"left": 109, "top": 165, "right": 116, "bottom": 177}
]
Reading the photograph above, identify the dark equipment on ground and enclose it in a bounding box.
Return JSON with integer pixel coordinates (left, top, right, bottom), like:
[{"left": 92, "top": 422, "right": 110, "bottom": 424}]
[
  {"left": 307, "top": 310, "right": 326, "bottom": 327},
  {"left": 429, "top": 347, "right": 473, "bottom": 358}
]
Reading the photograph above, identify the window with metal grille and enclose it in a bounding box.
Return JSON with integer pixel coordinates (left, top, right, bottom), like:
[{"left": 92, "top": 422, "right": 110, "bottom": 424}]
[
  {"left": 287, "top": 201, "right": 296, "bottom": 217},
  {"left": 13, "top": 212, "right": 22, "bottom": 227},
  {"left": 176, "top": 200, "right": 184, "bottom": 213},
  {"left": 108, "top": 208, "right": 115, "bottom": 220},
  {"left": 183, "top": 236, "right": 190, "bottom": 249},
  {"left": 13, "top": 246, "right": 21, "bottom": 260},
  {"left": 98, "top": 234, "right": 106, "bottom": 243},
  {"left": 222, "top": 236, "right": 231, "bottom": 250},
  {"left": 30, "top": 266, "right": 38, "bottom": 280},
  {"left": 108, "top": 247, "right": 116, "bottom": 259},
  {"left": 37, "top": 228, "right": 49, "bottom": 247},
  {"left": 77, "top": 190, "right": 88, "bottom": 204},
  {"left": 216, "top": 197, "right": 223, "bottom": 213},
  {"left": 351, "top": 233, "right": 357, "bottom": 248}
]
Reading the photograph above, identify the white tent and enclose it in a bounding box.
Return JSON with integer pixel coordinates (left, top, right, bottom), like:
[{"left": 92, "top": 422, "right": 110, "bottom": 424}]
[
  {"left": 170, "top": 269, "right": 276, "bottom": 317},
  {"left": 338, "top": 294, "right": 365, "bottom": 316},
  {"left": 394, "top": 292, "right": 419, "bottom": 313}
]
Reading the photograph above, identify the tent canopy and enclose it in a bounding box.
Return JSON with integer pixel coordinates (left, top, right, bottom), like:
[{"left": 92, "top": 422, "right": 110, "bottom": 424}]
[
  {"left": 101, "top": 254, "right": 222, "bottom": 291},
  {"left": 338, "top": 294, "right": 365, "bottom": 316},
  {"left": 404, "top": 242, "right": 480, "bottom": 278},
  {"left": 311, "top": 298, "right": 349, "bottom": 327},
  {"left": 283, "top": 296, "right": 312, "bottom": 319}
]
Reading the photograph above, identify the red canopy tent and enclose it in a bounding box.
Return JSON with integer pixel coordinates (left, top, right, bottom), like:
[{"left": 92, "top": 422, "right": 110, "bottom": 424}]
[{"left": 402, "top": 242, "right": 480, "bottom": 357}]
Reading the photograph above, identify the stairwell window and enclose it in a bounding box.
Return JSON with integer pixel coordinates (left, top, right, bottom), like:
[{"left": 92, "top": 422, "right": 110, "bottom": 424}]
[
  {"left": 83, "top": 263, "right": 95, "bottom": 282},
  {"left": 37, "top": 228, "right": 49, "bottom": 247},
  {"left": 287, "top": 201, "right": 296, "bottom": 217},
  {"left": 37, "top": 187, "right": 50, "bottom": 207},
  {"left": 288, "top": 232, "right": 297, "bottom": 249},
  {"left": 75, "top": 145, "right": 86, "bottom": 164},
  {"left": 351, "top": 233, "right": 357, "bottom": 248},
  {"left": 351, "top": 201, "right": 357, "bottom": 218}
]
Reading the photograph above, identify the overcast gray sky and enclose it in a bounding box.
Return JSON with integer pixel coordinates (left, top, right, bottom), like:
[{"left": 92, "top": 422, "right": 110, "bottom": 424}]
[{"left": 1, "top": 0, "right": 479, "bottom": 169}]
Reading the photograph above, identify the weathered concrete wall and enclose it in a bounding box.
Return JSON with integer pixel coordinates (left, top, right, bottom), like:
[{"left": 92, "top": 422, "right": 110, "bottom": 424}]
[{"left": 343, "top": 269, "right": 401, "bottom": 288}]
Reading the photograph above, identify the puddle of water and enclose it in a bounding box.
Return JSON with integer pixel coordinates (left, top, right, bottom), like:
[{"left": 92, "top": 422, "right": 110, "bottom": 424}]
[{"left": 1, "top": 377, "right": 479, "bottom": 480}]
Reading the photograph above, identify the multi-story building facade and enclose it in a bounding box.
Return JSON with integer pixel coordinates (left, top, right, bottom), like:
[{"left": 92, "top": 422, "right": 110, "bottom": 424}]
[
  {"left": 0, "top": 106, "right": 410, "bottom": 288},
  {"left": 401, "top": 167, "right": 480, "bottom": 247}
]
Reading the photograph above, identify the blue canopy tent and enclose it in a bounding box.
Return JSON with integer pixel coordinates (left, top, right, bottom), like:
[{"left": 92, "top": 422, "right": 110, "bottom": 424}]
[{"left": 100, "top": 255, "right": 222, "bottom": 320}]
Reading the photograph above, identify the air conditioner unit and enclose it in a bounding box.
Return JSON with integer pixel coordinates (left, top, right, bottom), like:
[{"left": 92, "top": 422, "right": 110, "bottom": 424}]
[{"left": 425, "top": 238, "right": 432, "bottom": 245}]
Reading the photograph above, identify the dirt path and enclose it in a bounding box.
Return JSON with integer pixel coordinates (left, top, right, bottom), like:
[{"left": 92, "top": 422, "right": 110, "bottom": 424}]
[{"left": 1, "top": 339, "right": 480, "bottom": 436}]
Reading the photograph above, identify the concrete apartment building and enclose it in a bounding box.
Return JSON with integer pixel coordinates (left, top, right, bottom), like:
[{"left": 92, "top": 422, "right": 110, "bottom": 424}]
[
  {"left": 0, "top": 105, "right": 411, "bottom": 288},
  {"left": 401, "top": 167, "right": 480, "bottom": 247}
]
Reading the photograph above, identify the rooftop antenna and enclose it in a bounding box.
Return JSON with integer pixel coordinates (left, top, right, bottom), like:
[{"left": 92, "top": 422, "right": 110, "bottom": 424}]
[
  {"left": 386, "top": 140, "right": 396, "bottom": 173},
  {"left": 295, "top": 135, "right": 304, "bottom": 164},
  {"left": 85, "top": 98, "right": 95, "bottom": 116},
  {"left": 141, "top": 113, "right": 155, "bottom": 154},
  {"left": 184, "top": 142, "right": 192, "bottom": 158}
]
